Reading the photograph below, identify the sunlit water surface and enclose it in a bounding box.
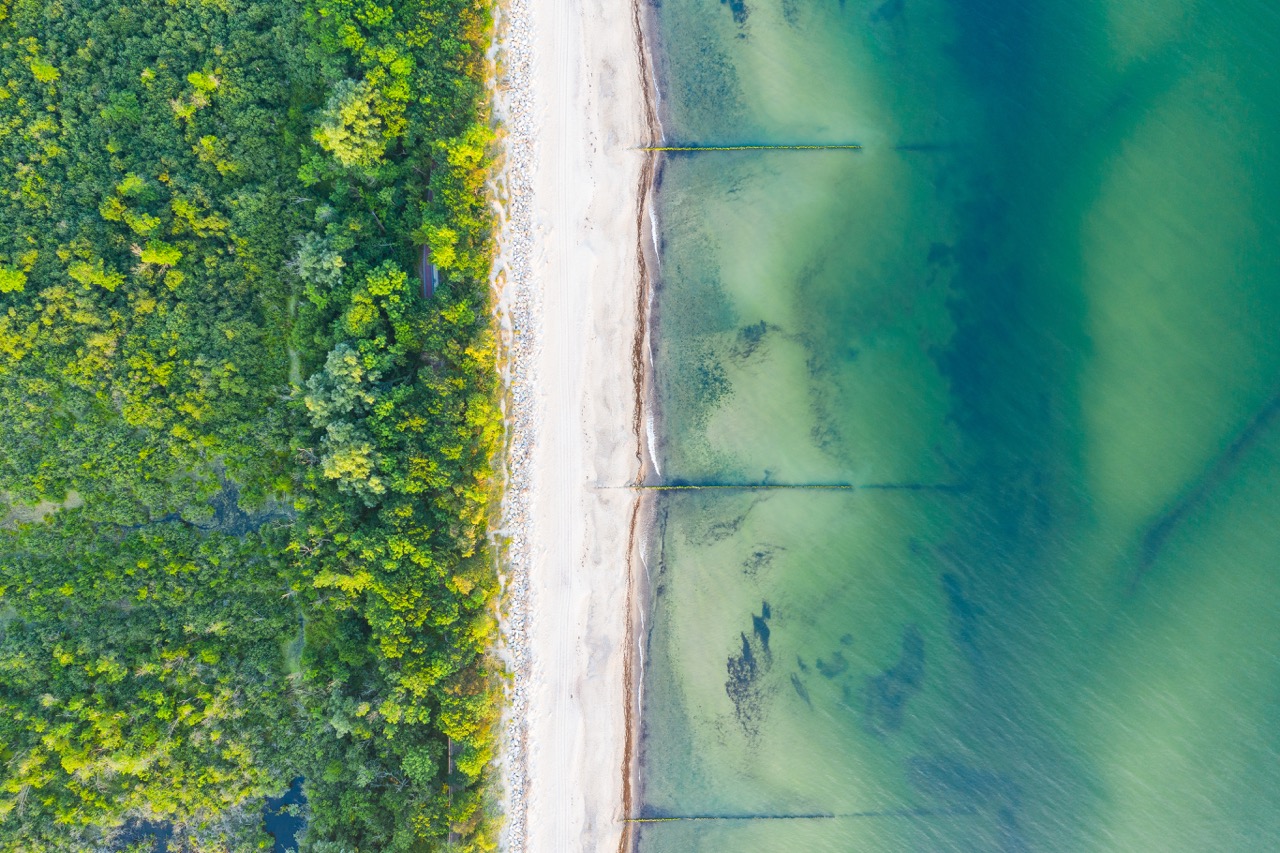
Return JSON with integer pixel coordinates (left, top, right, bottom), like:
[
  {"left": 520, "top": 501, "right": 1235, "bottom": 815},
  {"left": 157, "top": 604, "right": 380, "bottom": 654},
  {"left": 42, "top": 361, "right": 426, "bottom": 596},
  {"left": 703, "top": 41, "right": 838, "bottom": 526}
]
[{"left": 637, "top": 0, "right": 1280, "bottom": 850}]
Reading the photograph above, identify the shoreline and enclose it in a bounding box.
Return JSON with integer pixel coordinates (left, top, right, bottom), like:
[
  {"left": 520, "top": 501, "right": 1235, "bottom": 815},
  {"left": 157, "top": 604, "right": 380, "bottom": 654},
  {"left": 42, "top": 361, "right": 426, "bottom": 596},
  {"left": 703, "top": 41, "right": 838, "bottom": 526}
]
[
  {"left": 491, "top": 0, "right": 659, "bottom": 845},
  {"left": 621, "top": 0, "right": 663, "bottom": 849}
]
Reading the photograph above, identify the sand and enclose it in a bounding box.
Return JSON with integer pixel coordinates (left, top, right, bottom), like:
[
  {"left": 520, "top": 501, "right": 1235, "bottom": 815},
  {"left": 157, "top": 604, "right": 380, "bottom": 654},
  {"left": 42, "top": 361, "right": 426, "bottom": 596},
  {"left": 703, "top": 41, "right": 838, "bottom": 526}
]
[{"left": 490, "top": 0, "right": 657, "bottom": 846}]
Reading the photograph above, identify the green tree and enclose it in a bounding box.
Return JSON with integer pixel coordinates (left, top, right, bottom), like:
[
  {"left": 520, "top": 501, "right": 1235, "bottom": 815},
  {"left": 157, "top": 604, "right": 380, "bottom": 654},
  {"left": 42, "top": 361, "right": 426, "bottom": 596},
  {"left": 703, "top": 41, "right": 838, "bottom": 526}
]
[
  {"left": 314, "top": 78, "right": 385, "bottom": 169},
  {"left": 295, "top": 231, "right": 346, "bottom": 290},
  {"left": 319, "top": 420, "right": 385, "bottom": 503},
  {"left": 303, "top": 343, "right": 380, "bottom": 425},
  {"left": 0, "top": 0, "right": 503, "bottom": 845},
  {"left": 0, "top": 266, "right": 25, "bottom": 293}
]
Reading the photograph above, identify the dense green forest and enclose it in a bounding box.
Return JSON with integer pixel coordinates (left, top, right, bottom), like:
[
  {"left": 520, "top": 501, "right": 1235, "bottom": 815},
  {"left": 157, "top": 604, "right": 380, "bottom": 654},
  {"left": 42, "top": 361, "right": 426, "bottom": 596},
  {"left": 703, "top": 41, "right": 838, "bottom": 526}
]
[{"left": 0, "top": 0, "right": 502, "bottom": 849}]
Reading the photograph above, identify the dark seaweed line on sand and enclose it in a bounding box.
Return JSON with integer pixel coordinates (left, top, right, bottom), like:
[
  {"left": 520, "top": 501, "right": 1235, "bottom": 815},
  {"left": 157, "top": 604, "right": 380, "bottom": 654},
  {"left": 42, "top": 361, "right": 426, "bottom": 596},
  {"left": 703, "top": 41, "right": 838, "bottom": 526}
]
[{"left": 620, "top": 0, "right": 661, "bottom": 848}]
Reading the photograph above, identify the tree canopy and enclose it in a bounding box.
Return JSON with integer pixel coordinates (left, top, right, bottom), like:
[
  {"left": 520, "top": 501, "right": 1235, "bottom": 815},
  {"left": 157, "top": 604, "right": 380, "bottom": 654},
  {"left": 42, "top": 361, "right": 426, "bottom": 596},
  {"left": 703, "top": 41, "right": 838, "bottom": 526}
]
[{"left": 0, "top": 0, "right": 501, "bottom": 848}]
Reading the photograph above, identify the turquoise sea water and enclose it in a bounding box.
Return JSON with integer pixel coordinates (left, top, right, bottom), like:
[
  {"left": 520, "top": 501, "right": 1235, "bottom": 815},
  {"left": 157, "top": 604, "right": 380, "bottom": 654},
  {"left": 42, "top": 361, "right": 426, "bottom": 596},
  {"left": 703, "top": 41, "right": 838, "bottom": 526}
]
[{"left": 636, "top": 0, "right": 1280, "bottom": 850}]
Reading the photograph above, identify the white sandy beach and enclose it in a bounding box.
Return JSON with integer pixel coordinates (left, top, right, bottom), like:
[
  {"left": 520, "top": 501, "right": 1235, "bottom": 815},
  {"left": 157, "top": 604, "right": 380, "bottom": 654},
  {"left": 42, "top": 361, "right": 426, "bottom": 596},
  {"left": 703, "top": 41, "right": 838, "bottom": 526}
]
[{"left": 492, "top": 0, "right": 653, "bottom": 847}]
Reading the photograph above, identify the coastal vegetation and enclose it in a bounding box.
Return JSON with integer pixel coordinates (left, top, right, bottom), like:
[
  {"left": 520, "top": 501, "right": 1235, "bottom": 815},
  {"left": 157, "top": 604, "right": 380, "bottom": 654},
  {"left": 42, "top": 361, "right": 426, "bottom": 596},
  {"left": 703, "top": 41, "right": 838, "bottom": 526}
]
[{"left": 0, "top": 0, "right": 502, "bottom": 849}]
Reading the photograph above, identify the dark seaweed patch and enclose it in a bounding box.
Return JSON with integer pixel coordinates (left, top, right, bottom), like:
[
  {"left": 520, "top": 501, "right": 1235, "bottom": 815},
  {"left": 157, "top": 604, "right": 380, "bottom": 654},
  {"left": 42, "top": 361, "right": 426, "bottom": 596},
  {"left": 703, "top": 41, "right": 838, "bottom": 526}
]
[
  {"left": 816, "top": 650, "right": 848, "bottom": 679},
  {"left": 706, "top": 513, "right": 746, "bottom": 543},
  {"left": 721, "top": 0, "right": 749, "bottom": 25},
  {"left": 694, "top": 351, "right": 731, "bottom": 407},
  {"left": 909, "top": 755, "right": 1017, "bottom": 805},
  {"left": 810, "top": 414, "right": 843, "bottom": 457},
  {"left": 741, "top": 544, "right": 781, "bottom": 576},
  {"left": 687, "top": 501, "right": 757, "bottom": 546},
  {"left": 725, "top": 603, "right": 773, "bottom": 736},
  {"left": 790, "top": 673, "right": 811, "bottom": 705},
  {"left": 752, "top": 612, "right": 771, "bottom": 651},
  {"left": 732, "top": 320, "right": 773, "bottom": 361},
  {"left": 942, "top": 572, "right": 983, "bottom": 655},
  {"left": 870, "top": 0, "right": 904, "bottom": 22},
  {"left": 734, "top": 632, "right": 757, "bottom": 674},
  {"left": 862, "top": 625, "right": 925, "bottom": 736},
  {"left": 908, "top": 756, "right": 1026, "bottom": 852},
  {"left": 927, "top": 242, "right": 954, "bottom": 265},
  {"left": 726, "top": 636, "right": 759, "bottom": 728}
]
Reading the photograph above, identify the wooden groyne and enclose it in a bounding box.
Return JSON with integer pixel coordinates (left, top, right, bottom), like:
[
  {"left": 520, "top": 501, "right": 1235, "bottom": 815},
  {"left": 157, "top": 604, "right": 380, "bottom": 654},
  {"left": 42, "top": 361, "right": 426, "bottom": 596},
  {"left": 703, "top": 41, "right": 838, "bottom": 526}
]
[
  {"left": 602, "top": 482, "right": 967, "bottom": 493},
  {"left": 629, "top": 483, "right": 855, "bottom": 491},
  {"left": 641, "top": 144, "right": 862, "bottom": 152},
  {"left": 624, "top": 806, "right": 976, "bottom": 823},
  {"left": 625, "top": 813, "right": 834, "bottom": 823}
]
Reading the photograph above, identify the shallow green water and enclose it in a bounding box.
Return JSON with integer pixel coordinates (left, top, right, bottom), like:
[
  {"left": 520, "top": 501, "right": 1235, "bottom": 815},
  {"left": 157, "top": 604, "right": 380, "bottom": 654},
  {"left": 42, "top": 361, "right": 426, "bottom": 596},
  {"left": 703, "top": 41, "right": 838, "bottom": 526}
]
[{"left": 637, "top": 0, "right": 1280, "bottom": 850}]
